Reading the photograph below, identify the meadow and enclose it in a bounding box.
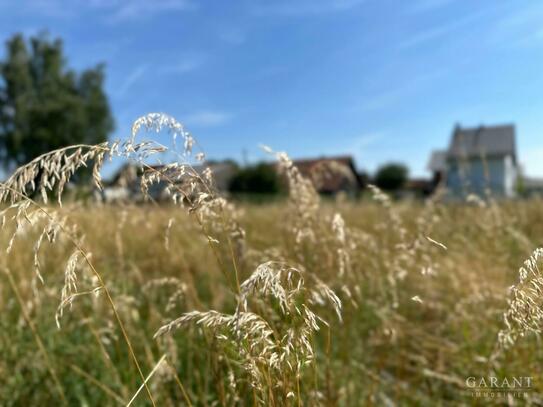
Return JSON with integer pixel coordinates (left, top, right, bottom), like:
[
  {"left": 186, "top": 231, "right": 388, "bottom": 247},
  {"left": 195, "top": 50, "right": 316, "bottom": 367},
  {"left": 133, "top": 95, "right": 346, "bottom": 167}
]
[{"left": 1, "top": 114, "right": 543, "bottom": 406}]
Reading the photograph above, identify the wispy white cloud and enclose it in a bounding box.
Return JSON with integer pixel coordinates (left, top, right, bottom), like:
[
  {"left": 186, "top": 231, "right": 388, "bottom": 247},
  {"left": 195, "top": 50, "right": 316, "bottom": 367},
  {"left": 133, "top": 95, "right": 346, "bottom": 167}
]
[
  {"left": 0, "top": 0, "right": 196, "bottom": 21},
  {"left": 489, "top": 4, "right": 543, "bottom": 48},
  {"left": 399, "top": 8, "right": 490, "bottom": 49},
  {"left": 9, "top": 0, "right": 73, "bottom": 18},
  {"left": 405, "top": 3, "right": 543, "bottom": 52},
  {"left": 351, "top": 132, "right": 383, "bottom": 151},
  {"left": 495, "top": 4, "right": 543, "bottom": 30},
  {"left": 105, "top": 0, "right": 196, "bottom": 23},
  {"left": 159, "top": 55, "right": 206, "bottom": 75},
  {"left": 357, "top": 90, "right": 403, "bottom": 112},
  {"left": 116, "top": 56, "right": 204, "bottom": 97},
  {"left": 355, "top": 69, "right": 449, "bottom": 112},
  {"left": 250, "top": 0, "right": 366, "bottom": 16},
  {"left": 347, "top": 132, "right": 394, "bottom": 172},
  {"left": 183, "top": 111, "right": 233, "bottom": 127},
  {"left": 116, "top": 64, "right": 148, "bottom": 97}
]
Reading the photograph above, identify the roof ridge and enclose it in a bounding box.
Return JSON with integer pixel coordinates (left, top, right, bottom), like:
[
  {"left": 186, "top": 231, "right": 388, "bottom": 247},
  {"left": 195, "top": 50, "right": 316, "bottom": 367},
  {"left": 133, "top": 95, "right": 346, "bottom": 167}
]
[{"left": 447, "top": 123, "right": 516, "bottom": 160}]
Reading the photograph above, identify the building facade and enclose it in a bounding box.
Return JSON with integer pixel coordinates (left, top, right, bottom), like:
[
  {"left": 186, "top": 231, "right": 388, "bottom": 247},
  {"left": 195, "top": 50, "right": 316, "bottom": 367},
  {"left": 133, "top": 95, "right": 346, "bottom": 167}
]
[{"left": 429, "top": 124, "right": 518, "bottom": 198}]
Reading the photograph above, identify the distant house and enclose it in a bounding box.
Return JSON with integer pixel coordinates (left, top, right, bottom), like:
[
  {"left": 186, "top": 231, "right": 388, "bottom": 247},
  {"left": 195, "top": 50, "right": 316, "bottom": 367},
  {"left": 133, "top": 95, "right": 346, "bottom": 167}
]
[
  {"left": 289, "top": 155, "right": 362, "bottom": 195},
  {"left": 102, "top": 161, "right": 238, "bottom": 203},
  {"left": 102, "top": 156, "right": 361, "bottom": 202},
  {"left": 428, "top": 124, "right": 519, "bottom": 198}
]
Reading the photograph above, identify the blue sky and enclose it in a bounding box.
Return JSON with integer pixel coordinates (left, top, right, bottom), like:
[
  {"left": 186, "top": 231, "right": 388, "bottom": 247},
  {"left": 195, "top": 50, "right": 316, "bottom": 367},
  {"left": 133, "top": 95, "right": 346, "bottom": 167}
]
[{"left": 2, "top": 0, "right": 543, "bottom": 177}]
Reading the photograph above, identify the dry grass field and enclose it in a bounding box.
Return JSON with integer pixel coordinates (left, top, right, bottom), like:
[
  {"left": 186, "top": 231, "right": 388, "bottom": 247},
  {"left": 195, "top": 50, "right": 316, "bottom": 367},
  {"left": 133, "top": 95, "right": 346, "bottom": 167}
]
[{"left": 1, "top": 114, "right": 543, "bottom": 406}]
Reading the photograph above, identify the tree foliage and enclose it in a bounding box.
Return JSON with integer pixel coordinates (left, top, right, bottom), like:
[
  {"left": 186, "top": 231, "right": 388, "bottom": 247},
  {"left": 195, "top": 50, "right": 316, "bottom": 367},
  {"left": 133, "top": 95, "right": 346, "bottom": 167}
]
[
  {"left": 0, "top": 33, "right": 114, "bottom": 171},
  {"left": 374, "top": 163, "right": 408, "bottom": 191},
  {"left": 229, "top": 163, "right": 281, "bottom": 194}
]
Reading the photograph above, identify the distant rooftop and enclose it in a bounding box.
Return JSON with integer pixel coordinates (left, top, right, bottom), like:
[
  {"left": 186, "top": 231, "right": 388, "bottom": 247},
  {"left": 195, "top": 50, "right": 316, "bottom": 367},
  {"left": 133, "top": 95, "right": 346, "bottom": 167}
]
[
  {"left": 448, "top": 124, "right": 516, "bottom": 162},
  {"left": 289, "top": 155, "right": 362, "bottom": 192},
  {"left": 291, "top": 155, "right": 355, "bottom": 167}
]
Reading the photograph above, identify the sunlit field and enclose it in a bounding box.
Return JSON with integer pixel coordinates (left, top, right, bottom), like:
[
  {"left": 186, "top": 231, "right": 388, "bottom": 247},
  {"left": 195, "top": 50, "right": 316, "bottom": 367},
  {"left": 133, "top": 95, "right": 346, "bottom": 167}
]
[
  {"left": 1, "top": 114, "right": 543, "bottom": 406},
  {"left": 2, "top": 195, "right": 543, "bottom": 405}
]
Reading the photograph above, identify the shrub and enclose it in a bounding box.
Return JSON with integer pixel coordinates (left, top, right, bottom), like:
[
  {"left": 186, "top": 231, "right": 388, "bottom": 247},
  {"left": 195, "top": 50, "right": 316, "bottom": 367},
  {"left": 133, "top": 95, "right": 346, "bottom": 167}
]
[
  {"left": 374, "top": 163, "right": 408, "bottom": 191},
  {"left": 228, "top": 163, "right": 281, "bottom": 194}
]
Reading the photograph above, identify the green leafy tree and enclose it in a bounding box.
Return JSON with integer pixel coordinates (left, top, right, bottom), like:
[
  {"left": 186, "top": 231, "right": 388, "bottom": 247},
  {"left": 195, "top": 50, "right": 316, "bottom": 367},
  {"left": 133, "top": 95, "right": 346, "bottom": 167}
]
[
  {"left": 374, "top": 163, "right": 408, "bottom": 191},
  {"left": 229, "top": 163, "right": 281, "bottom": 194},
  {"left": 0, "top": 33, "right": 114, "bottom": 173}
]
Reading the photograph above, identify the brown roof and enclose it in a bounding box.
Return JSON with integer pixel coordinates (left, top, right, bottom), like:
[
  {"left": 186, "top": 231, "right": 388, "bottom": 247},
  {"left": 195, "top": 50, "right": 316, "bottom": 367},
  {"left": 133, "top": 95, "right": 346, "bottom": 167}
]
[{"left": 289, "top": 155, "right": 361, "bottom": 193}]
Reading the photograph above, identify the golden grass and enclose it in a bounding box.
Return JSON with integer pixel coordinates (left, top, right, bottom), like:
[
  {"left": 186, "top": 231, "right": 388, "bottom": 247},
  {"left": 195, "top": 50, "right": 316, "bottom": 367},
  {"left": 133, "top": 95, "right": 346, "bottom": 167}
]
[{"left": 1, "top": 199, "right": 543, "bottom": 405}]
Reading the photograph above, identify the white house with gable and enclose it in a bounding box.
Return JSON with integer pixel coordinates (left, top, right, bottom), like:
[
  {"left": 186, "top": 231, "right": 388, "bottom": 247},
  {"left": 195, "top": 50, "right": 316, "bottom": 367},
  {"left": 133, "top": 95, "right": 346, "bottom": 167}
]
[{"left": 428, "top": 124, "right": 518, "bottom": 198}]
